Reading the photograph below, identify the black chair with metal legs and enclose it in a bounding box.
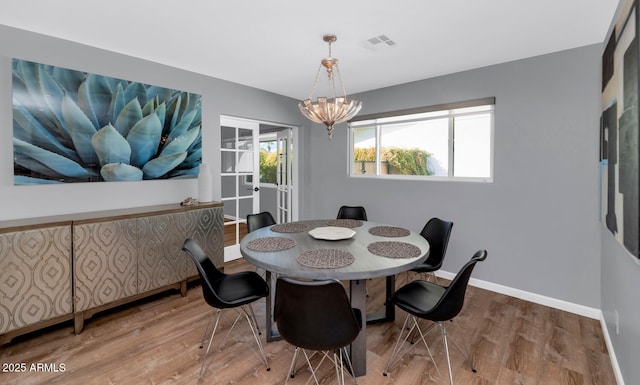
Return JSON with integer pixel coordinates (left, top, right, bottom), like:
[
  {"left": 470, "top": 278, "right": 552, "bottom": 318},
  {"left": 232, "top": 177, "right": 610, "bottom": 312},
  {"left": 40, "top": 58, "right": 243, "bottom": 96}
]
[
  {"left": 336, "top": 205, "right": 368, "bottom": 221},
  {"left": 274, "top": 277, "right": 362, "bottom": 385},
  {"left": 384, "top": 250, "right": 487, "bottom": 385},
  {"left": 408, "top": 217, "right": 454, "bottom": 284},
  {"left": 247, "top": 211, "right": 276, "bottom": 233},
  {"left": 246, "top": 212, "right": 276, "bottom": 279},
  {"left": 182, "top": 238, "right": 270, "bottom": 383}
]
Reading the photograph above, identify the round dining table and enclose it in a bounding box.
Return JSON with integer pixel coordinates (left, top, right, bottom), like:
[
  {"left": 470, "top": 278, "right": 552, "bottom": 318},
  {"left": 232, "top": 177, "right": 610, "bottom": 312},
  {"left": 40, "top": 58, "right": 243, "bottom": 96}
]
[{"left": 239, "top": 219, "right": 430, "bottom": 377}]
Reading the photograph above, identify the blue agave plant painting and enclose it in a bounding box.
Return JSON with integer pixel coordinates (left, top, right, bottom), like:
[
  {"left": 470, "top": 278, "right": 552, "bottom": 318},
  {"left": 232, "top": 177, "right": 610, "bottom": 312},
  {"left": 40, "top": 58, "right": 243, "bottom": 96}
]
[{"left": 12, "top": 59, "right": 202, "bottom": 184}]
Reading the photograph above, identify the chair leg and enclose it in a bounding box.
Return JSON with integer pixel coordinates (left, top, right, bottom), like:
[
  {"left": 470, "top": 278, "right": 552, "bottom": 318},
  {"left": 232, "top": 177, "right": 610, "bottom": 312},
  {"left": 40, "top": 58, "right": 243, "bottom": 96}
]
[
  {"left": 198, "top": 306, "right": 270, "bottom": 383},
  {"left": 198, "top": 309, "right": 223, "bottom": 380},
  {"left": 384, "top": 313, "right": 414, "bottom": 375},
  {"left": 302, "top": 349, "right": 323, "bottom": 385},
  {"left": 444, "top": 330, "right": 476, "bottom": 372},
  {"left": 409, "top": 315, "right": 438, "bottom": 344},
  {"left": 288, "top": 348, "right": 348, "bottom": 385},
  {"left": 333, "top": 350, "right": 343, "bottom": 385},
  {"left": 339, "top": 347, "right": 357, "bottom": 385},
  {"left": 199, "top": 310, "right": 216, "bottom": 348},
  {"left": 247, "top": 303, "right": 261, "bottom": 335},
  {"left": 285, "top": 347, "right": 301, "bottom": 383},
  {"left": 440, "top": 323, "right": 454, "bottom": 385},
  {"left": 406, "top": 271, "right": 439, "bottom": 285},
  {"left": 384, "top": 313, "right": 442, "bottom": 382},
  {"left": 289, "top": 350, "right": 324, "bottom": 380},
  {"left": 405, "top": 271, "right": 413, "bottom": 286},
  {"left": 411, "top": 318, "right": 443, "bottom": 382},
  {"left": 241, "top": 306, "right": 270, "bottom": 371},
  {"left": 216, "top": 309, "right": 244, "bottom": 350},
  {"left": 427, "top": 271, "right": 439, "bottom": 284}
]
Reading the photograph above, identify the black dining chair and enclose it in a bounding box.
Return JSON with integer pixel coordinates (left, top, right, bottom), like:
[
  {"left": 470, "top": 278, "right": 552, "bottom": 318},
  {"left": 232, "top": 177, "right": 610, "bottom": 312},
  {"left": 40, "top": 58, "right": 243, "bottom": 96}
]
[
  {"left": 409, "top": 217, "right": 454, "bottom": 284},
  {"left": 384, "top": 249, "right": 487, "bottom": 385},
  {"left": 246, "top": 211, "right": 276, "bottom": 278},
  {"left": 274, "top": 276, "right": 362, "bottom": 385},
  {"left": 336, "top": 205, "right": 368, "bottom": 221},
  {"left": 182, "top": 238, "right": 270, "bottom": 382},
  {"left": 247, "top": 211, "right": 276, "bottom": 233}
]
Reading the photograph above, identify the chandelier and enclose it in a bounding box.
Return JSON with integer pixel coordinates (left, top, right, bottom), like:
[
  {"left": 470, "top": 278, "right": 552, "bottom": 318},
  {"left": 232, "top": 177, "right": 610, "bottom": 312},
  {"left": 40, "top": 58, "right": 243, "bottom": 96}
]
[{"left": 298, "top": 34, "right": 362, "bottom": 139}]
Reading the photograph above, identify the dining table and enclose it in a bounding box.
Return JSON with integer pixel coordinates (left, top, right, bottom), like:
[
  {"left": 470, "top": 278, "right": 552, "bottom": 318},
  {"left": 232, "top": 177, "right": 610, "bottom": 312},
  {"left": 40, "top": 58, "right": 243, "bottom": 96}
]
[{"left": 239, "top": 219, "right": 430, "bottom": 377}]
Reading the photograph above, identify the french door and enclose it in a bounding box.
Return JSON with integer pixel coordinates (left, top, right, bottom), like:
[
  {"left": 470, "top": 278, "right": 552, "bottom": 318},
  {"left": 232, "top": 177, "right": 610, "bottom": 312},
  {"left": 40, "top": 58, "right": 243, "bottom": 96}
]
[
  {"left": 220, "top": 116, "right": 259, "bottom": 262},
  {"left": 276, "top": 129, "right": 293, "bottom": 223}
]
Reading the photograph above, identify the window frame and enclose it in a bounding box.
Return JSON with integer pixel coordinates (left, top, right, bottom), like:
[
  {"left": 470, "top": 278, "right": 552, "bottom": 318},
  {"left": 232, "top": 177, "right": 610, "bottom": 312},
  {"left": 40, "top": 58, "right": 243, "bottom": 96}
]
[{"left": 348, "top": 97, "right": 495, "bottom": 182}]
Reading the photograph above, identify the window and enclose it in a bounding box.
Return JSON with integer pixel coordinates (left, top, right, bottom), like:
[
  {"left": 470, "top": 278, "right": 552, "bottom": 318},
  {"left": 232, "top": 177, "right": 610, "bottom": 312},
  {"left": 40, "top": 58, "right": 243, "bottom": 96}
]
[
  {"left": 259, "top": 139, "right": 278, "bottom": 184},
  {"left": 349, "top": 98, "right": 494, "bottom": 181}
]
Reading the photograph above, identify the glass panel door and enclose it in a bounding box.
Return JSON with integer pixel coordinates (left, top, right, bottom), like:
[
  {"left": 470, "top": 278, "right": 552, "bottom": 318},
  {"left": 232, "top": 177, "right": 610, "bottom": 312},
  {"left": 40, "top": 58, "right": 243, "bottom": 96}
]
[
  {"left": 276, "top": 129, "right": 293, "bottom": 223},
  {"left": 220, "top": 117, "right": 259, "bottom": 261}
]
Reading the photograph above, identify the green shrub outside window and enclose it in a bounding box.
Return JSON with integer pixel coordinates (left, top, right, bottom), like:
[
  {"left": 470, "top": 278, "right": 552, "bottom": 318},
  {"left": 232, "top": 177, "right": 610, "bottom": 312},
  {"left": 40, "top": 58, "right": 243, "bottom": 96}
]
[
  {"left": 353, "top": 147, "right": 433, "bottom": 175},
  {"left": 260, "top": 150, "right": 277, "bottom": 184}
]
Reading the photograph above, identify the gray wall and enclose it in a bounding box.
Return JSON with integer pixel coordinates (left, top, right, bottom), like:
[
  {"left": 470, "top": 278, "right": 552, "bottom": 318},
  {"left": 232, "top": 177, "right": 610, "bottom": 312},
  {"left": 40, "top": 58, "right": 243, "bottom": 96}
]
[
  {"left": 0, "top": 25, "right": 308, "bottom": 220},
  {"left": 306, "top": 44, "right": 603, "bottom": 308},
  {"left": 602, "top": 229, "right": 640, "bottom": 384}
]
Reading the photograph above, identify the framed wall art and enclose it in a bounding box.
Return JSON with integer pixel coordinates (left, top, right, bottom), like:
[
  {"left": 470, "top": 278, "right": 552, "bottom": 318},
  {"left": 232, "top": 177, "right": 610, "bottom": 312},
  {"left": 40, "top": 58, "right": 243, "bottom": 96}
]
[
  {"left": 601, "top": 0, "right": 640, "bottom": 259},
  {"left": 12, "top": 59, "right": 202, "bottom": 185}
]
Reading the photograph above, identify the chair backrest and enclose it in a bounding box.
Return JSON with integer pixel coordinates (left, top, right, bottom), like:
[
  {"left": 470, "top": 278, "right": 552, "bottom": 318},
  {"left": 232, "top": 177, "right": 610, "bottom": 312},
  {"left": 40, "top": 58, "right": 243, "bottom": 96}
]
[
  {"left": 336, "top": 205, "right": 368, "bottom": 221},
  {"left": 420, "top": 217, "right": 454, "bottom": 269},
  {"left": 274, "top": 277, "right": 361, "bottom": 351},
  {"left": 182, "top": 238, "right": 228, "bottom": 308},
  {"left": 425, "top": 249, "right": 487, "bottom": 322},
  {"left": 246, "top": 211, "right": 276, "bottom": 233}
]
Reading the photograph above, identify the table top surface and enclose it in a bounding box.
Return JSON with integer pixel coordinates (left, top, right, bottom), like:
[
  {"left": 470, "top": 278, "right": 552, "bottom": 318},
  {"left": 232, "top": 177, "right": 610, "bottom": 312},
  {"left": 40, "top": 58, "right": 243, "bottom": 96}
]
[{"left": 240, "top": 219, "right": 430, "bottom": 280}]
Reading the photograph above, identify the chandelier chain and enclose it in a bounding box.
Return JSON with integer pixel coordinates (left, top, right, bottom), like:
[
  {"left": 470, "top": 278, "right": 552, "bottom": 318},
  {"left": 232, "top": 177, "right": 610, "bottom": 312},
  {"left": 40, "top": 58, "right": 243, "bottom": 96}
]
[
  {"left": 307, "top": 64, "right": 323, "bottom": 100},
  {"left": 335, "top": 64, "right": 348, "bottom": 99}
]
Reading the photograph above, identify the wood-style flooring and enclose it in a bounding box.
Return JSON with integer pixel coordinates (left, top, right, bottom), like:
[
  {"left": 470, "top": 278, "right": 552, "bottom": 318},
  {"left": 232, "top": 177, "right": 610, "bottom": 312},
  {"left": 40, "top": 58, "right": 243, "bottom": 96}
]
[
  {"left": 223, "top": 221, "right": 248, "bottom": 248},
  {"left": 0, "top": 260, "right": 616, "bottom": 385}
]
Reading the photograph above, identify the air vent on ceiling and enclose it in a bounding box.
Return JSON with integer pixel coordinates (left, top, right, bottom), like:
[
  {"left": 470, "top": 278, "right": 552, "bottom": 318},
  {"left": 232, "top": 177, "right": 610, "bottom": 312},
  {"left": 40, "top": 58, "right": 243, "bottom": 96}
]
[{"left": 365, "top": 34, "right": 397, "bottom": 49}]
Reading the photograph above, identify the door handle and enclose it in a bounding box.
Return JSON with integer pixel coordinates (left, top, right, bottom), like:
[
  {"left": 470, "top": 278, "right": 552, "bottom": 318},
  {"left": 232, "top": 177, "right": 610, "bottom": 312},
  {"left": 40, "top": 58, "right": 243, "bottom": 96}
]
[{"left": 251, "top": 187, "right": 260, "bottom": 191}]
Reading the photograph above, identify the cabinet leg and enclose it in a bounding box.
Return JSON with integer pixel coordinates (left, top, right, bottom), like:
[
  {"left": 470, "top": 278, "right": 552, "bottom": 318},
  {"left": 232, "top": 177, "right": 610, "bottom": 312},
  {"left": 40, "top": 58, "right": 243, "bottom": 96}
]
[
  {"left": 180, "top": 281, "right": 188, "bottom": 297},
  {"left": 74, "top": 313, "right": 85, "bottom": 335}
]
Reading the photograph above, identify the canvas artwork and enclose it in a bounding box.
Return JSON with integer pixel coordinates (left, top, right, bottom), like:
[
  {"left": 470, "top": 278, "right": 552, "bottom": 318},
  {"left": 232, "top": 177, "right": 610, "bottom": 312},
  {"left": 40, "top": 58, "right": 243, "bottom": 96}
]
[
  {"left": 601, "top": 0, "right": 640, "bottom": 259},
  {"left": 12, "top": 59, "right": 202, "bottom": 185}
]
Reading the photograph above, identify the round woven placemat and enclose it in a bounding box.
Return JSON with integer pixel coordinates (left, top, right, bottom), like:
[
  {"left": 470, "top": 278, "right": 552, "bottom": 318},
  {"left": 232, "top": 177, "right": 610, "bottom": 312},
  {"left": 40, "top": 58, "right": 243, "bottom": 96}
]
[
  {"left": 367, "top": 241, "right": 421, "bottom": 259},
  {"left": 246, "top": 237, "right": 296, "bottom": 252},
  {"left": 368, "top": 226, "right": 410, "bottom": 237},
  {"left": 326, "top": 219, "right": 363, "bottom": 228},
  {"left": 270, "top": 223, "right": 310, "bottom": 233},
  {"left": 297, "top": 249, "right": 355, "bottom": 268}
]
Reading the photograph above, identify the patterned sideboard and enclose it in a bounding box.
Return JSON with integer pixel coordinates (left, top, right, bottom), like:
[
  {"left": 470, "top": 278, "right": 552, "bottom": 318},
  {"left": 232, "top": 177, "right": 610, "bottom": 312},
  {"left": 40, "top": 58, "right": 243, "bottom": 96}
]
[
  {"left": 0, "top": 202, "right": 223, "bottom": 343},
  {"left": 0, "top": 224, "right": 73, "bottom": 339}
]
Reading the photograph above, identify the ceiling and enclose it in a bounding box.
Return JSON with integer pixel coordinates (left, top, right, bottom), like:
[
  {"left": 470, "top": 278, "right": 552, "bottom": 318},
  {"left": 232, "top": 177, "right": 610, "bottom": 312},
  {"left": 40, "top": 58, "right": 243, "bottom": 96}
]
[{"left": 1, "top": 0, "right": 620, "bottom": 100}]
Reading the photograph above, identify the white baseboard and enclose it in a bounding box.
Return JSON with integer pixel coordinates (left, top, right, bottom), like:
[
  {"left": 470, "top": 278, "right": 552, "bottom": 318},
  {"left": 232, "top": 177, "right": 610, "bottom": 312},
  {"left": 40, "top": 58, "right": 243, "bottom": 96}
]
[
  {"left": 599, "top": 314, "right": 626, "bottom": 385},
  {"left": 436, "top": 270, "right": 625, "bottom": 384},
  {"left": 436, "top": 270, "right": 601, "bottom": 319}
]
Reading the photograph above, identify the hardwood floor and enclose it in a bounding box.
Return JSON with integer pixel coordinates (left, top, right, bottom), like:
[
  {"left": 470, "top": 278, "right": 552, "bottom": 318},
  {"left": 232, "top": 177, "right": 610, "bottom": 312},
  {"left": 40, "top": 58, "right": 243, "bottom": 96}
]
[
  {"left": 0, "top": 260, "right": 615, "bottom": 385},
  {"left": 223, "top": 220, "right": 248, "bottom": 248}
]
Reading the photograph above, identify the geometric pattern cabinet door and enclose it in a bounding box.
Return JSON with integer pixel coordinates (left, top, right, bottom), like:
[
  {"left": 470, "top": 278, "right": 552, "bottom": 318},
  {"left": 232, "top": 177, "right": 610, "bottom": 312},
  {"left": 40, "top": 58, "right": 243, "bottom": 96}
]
[
  {"left": 0, "top": 225, "right": 72, "bottom": 334},
  {"left": 183, "top": 206, "right": 224, "bottom": 277},
  {"left": 1, "top": 202, "right": 224, "bottom": 342},
  {"left": 137, "top": 213, "right": 185, "bottom": 292},
  {"left": 73, "top": 219, "right": 138, "bottom": 312}
]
